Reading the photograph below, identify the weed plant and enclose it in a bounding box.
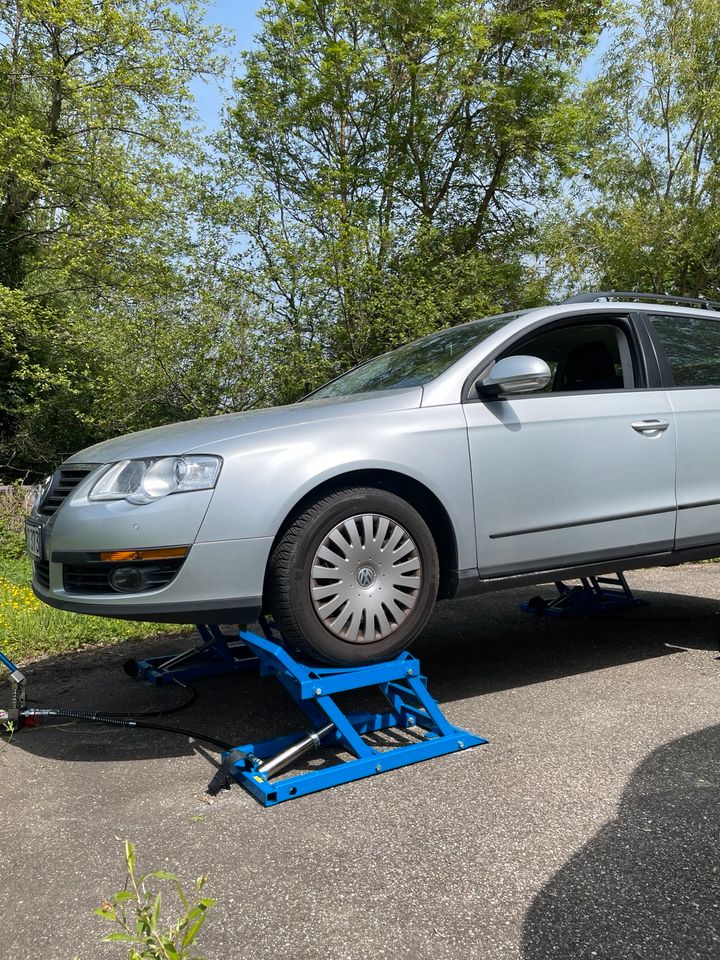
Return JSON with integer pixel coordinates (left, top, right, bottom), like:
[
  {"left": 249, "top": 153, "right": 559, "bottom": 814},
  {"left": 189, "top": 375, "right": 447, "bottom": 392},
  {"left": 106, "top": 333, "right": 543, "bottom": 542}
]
[{"left": 96, "top": 840, "right": 215, "bottom": 960}]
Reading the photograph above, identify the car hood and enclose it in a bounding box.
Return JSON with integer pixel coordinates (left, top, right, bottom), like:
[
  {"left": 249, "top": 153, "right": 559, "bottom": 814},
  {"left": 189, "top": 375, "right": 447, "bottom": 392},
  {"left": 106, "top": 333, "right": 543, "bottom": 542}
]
[{"left": 65, "top": 388, "right": 424, "bottom": 464}]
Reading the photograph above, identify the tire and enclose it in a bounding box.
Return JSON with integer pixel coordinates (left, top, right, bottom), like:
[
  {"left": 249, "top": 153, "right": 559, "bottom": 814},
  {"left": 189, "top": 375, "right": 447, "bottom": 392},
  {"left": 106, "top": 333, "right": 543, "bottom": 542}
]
[{"left": 266, "top": 486, "right": 439, "bottom": 664}]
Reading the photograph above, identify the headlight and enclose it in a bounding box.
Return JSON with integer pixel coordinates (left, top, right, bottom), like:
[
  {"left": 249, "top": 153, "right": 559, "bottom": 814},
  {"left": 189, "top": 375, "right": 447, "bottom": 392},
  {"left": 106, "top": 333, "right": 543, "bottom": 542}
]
[
  {"left": 34, "top": 474, "right": 53, "bottom": 510},
  {"left": 89, "top": 456, "right": 222, "bottom": 505}
]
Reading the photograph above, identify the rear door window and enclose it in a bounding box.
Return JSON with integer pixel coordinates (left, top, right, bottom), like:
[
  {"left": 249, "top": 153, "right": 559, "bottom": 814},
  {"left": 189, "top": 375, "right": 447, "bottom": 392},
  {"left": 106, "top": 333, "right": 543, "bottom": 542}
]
[{"left": 649, "top": 314, "right": 720, "bottom": 387}]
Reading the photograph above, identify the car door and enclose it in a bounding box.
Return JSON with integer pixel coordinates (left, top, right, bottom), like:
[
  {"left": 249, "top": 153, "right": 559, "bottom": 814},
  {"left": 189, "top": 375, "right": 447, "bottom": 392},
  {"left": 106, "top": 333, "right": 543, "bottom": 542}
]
[
  {"left": 644, "top": 311, "right": 720, "bottom": 551},
  {"left": 462, "top": 314, "right": 677, "bottom": 577}
]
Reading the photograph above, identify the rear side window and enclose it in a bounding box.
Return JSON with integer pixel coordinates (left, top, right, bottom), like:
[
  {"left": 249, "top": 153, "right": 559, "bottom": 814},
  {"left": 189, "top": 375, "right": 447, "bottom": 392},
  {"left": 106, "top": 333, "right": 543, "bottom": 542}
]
[{"left": 649, "top": 314, "right": 720, "bottom": 387}]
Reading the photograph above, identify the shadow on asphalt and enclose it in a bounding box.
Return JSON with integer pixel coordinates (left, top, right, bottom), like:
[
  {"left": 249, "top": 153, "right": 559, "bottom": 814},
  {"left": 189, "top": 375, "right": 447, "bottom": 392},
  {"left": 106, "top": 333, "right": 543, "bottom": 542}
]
[
  {"left": 5, "top": 586, "right": 719, "bottom": 764},
  {"left": 416, "top": 586, "right": 719, "bottom": 705},
  {"left": 522, "top": 722, "right": 720, "bottom": 959}
]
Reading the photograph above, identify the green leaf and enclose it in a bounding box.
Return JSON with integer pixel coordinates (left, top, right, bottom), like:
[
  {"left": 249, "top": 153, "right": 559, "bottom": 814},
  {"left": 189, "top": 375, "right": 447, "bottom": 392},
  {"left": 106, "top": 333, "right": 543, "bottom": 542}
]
[
  {"left": 125, "top": 840, "right": 136, "bottom": 875},
  {"left": 164, "top": 944, "right": 181, "bottom": 960},
  {"left": 181, "top": 913, "right": 207, "bottom": 948},
  {"left": 101, "top": 932, "right": 137, "bottom": 943},
  {"left": 173, "top": 879, "right": 190, "bottom": 912},
  {"left": 94, "top": 908, "right": 117, "bottom": 921},
  {"left": 151, "top": 891, "right": 162, "bottom": 928},
  {"left": 112, "top": 891, "right": 136, "bottom": 903},
  {"left": 146, "top": 870, "right": 178, "bottom": 881}
]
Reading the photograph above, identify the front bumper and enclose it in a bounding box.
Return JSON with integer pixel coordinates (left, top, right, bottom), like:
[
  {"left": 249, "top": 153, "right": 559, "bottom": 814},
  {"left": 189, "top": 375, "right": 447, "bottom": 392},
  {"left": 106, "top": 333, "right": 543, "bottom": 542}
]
[
  {"left": 28, "top": 464, "right": 274, "bottom": 624},
  {"left": 32, "top": 537, "right": 272, "bottom": 624}
]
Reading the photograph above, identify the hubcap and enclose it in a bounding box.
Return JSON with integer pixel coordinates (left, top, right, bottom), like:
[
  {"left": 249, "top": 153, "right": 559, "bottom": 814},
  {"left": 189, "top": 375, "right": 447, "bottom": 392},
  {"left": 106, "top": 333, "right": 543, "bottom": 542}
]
[{"left": 309, "top": 513, "right": 422, "bottom": 644}]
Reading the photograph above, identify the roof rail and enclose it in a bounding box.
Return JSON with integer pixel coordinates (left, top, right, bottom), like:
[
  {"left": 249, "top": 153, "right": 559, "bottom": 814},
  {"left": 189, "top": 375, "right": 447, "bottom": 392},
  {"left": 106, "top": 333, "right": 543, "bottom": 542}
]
[{"left": 563, "top": 290, "right": 720, "bottom": 311}]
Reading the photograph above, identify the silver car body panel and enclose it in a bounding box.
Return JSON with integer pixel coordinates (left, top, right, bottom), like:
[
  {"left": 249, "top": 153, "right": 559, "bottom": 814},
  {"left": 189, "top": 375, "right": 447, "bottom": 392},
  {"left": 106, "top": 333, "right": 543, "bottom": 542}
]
[
  {"left": 667, "top": 386, "right": 720, "bottom": 550},
  {"left": 33, "top": 387, "right": 477, "bottom": 620},
  {"left": 29, "top": 299, "right": 720, "bottom": 624},
  {"left": 464, "top": 390, "right": 676, "bottom": 575},
  {"left": 66, "top": 388, "right": 423, "bottom": 463},
  {"left": 193, "top": 402, "right": 474, "bottom": 556}
]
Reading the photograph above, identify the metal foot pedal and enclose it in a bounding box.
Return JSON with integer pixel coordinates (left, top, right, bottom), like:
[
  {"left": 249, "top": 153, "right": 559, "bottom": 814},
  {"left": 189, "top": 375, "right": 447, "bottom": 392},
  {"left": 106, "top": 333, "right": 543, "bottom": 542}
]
[
  {"left": 521, "top": 571, "right": 647, "bottom": 618},
  {"left": 125, "top": 624, "right": 258, "bottom": 684},
  {"left": 221, "top": 623, "right": 487, "bottom": 806}
]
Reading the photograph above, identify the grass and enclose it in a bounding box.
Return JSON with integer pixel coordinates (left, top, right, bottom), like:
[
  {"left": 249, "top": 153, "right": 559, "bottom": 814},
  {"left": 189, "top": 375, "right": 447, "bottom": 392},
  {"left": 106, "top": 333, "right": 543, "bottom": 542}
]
[{"left": 0, "top": 552, "right": 186, "bottom": 664}]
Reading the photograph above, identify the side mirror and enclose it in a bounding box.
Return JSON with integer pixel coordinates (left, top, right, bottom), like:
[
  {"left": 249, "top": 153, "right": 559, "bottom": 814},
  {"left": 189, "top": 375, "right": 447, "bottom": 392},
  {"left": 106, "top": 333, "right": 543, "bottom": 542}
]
[{"left": 477, "top": 355, "right": 552, "bottom": 396}]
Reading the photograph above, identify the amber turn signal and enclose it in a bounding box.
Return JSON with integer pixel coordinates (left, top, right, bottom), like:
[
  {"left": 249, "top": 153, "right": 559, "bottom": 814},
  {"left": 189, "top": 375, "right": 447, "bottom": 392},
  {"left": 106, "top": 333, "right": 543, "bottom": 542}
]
[{"left": 99, "top": 547, "right": 189, "bottom": 562}]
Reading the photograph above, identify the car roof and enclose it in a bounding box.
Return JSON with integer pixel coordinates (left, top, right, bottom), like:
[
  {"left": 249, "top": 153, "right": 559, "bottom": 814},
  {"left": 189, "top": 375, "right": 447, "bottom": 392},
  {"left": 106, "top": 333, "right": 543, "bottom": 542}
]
[{"left": 550, "top": 300, "right": 720, "bottom": 320}]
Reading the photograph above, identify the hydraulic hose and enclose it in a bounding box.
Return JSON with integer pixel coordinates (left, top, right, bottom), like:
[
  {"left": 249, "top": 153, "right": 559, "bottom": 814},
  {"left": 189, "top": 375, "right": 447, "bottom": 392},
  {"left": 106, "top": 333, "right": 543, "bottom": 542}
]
[{"left": 19, "top": 708, "right": 233, "bottom": 751}]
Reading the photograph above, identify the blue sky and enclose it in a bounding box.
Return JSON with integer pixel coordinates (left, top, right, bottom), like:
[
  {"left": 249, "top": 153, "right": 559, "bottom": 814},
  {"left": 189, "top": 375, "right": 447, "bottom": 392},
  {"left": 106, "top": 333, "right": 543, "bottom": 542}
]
[{"left": 191, "top": 0, "right": 264, "bottom": 130}]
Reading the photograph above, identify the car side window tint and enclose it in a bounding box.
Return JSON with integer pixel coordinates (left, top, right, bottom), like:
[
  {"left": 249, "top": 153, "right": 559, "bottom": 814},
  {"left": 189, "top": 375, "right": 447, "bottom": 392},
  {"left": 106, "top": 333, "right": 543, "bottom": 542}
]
[
  {"left": 649, "top": 314, "right": 720, "bottom": 387},
  {"left": 498, "top": 322, "right": 634, "bottom": 393}
]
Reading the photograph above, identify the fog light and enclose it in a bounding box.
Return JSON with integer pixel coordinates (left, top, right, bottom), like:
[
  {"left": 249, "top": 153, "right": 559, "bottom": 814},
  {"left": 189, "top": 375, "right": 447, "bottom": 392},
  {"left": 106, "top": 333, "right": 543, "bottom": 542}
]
[{"left": 109, "top": 566, "right": 144, "bottom": 593}]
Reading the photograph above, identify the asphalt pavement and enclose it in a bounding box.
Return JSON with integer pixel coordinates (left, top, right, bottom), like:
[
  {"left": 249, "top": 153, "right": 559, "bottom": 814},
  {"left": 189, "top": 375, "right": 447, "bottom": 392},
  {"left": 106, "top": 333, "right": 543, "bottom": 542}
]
[{"left": 2, "top": 564, "right": 720, "bottom": 960}]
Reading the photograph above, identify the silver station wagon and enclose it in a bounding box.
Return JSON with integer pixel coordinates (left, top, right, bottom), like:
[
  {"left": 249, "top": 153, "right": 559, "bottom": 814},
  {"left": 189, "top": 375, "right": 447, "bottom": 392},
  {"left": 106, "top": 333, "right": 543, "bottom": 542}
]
[{"left": 26, "top": 291, "right": 720, "bottom": 663}]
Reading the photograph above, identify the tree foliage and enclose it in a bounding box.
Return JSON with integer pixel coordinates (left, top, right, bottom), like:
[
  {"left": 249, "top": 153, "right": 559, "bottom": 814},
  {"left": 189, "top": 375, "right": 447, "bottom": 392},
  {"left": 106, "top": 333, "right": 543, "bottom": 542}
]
[
  {"left": 9, "top": 0, "right": 720, "bottom": 480},
  {"left": 547, "top": 0, "right": 720, "bottom": 297},
  {"left": 0, "top": 0, "right": 227, "bottom": 476},
  {"left": 217, "top": 0, "right": 605, "bottom": 398}
]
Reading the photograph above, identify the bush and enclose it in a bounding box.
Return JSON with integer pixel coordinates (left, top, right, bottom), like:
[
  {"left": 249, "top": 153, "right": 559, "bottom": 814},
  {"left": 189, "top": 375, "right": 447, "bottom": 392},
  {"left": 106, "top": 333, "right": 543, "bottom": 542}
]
[{"left": 0, "top": 484, "right": 34, "bottom": 559}]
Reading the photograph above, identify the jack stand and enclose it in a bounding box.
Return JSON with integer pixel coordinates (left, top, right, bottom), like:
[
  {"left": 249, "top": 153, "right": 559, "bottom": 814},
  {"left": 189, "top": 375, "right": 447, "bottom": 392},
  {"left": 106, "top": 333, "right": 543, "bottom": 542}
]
[
  {"left": 123, "top": 624, "right": 258, "bottom": 685},
  {"left": 217, "top": 623, "right": 487, "bottom": 806},
  {"left": 521, "top": 571, "right": 647, "bottom": 618},
  {"left": 0, "top": 651, "right": 26, "bottom": 725}
]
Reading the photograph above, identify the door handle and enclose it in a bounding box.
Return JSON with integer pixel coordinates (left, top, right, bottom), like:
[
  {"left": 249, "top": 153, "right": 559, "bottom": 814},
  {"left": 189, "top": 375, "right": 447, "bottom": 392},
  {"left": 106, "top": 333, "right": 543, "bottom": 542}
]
[{"left": 631, "top": 419, "right": 670, "bottom": 436}]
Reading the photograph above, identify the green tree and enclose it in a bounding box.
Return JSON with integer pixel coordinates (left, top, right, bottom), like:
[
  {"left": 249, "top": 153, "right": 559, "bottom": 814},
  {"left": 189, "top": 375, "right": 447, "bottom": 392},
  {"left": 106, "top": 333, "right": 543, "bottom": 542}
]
[
  {"left": 0, "top": 0, "right": 225, "bottom": 477},
  {"left": 547, "top": 0, "right": 720, "bottom": 297},
  {"left": 217, "top": 0, "right": 604, "bottom": 397}
]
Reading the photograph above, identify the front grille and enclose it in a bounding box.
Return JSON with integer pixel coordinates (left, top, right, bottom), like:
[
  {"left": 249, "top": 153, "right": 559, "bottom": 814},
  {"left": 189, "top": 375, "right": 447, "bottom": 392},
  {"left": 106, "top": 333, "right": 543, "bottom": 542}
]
[
  {"left": 39, "top": 465, "right": 98, "bottom": 517},
  {"left": 34, "top": 559, "right": 50, "bottom": 590},
  {"left": 63, "top": 559, "right": 185, "bottom": 595}
]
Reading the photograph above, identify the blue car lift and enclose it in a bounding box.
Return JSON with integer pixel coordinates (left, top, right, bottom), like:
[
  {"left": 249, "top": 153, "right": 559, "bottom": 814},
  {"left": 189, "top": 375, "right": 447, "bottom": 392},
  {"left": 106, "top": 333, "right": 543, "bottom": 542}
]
[
  {"left": 224, "top": 623, "right": 486, "bottom": 806},
  {"left": 521, "top": 571, "right": 647, "bottom": 618},
  {"left": 123, "top": 624, "right": 257, "bottom": 684},
  {"left": 129, "top": 618, "right": 487, "bottom": 806}
]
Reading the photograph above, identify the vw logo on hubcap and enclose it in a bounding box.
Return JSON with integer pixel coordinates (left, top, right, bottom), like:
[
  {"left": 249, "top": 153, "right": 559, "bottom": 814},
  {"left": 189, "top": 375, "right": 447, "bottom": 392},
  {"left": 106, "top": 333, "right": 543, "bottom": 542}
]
[{"left": 356, "top": 565, "right": 377, "bottom": 588}]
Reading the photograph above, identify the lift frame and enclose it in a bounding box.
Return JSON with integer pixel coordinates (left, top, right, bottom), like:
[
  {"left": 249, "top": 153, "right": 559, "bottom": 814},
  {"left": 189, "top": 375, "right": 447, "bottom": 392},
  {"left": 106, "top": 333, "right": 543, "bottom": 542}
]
[
  {"left": 221, "top": 621, "right": 487, "bottom": 806},
  {"left": 521, "top": 571, "right": 647, "bottom": 618},
  {"left": 124, "top": 624, "right": 257, "bottom": 683}
]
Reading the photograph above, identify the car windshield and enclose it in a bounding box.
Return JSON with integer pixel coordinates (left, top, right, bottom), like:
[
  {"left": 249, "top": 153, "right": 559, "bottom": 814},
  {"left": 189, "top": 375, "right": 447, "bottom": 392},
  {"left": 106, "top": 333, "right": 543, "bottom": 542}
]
[{"left": 308, "top": 312, "right": 522, "bottom": 400}]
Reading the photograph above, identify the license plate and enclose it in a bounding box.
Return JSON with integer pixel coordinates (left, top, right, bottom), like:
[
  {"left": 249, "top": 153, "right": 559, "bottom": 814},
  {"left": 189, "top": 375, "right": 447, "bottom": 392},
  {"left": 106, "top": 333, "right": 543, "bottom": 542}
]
[{"left": 25, "top": 521, "right": 43, "bottom": 560}]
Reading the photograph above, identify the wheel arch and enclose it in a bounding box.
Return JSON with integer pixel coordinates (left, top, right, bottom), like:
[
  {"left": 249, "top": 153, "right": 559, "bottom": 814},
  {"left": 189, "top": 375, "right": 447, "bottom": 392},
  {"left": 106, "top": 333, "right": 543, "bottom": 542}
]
[{"left": 263, "top": 468, "right": 460, "bottom": 603}]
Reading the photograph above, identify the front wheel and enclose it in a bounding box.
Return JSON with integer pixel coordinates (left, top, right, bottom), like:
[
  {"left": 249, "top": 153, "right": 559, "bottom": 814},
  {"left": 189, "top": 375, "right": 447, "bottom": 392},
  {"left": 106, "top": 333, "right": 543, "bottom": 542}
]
[{"left": 266, "top": 487, "right": 439, "bottom": 663}]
